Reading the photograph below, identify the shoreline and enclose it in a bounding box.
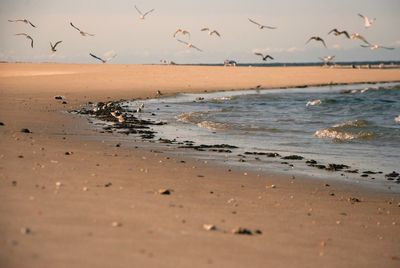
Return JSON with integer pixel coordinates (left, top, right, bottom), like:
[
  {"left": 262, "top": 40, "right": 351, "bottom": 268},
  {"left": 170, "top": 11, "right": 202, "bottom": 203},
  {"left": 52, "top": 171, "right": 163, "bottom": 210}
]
[{"left": 1, "top": 64, "right": 400, "bottom": 267}]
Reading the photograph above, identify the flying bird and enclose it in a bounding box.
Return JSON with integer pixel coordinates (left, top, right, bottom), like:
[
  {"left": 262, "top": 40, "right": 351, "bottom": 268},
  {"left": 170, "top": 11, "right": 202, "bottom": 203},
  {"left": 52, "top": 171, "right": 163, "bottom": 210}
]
[
  {"left": 358, "top": 14, "right": 376, "bottom": 28},
  {"left": 89, "top": 52, "right": 117, "bottom": 63},
  {"left": 15, "top": 33, "right": 34, "bottom": 48},
  {"left": 254, "top": 52, "right": 274, "bottom": 61},
  {"left": 319, "top": 55, "right": 335, "bottom": 65},
  {"left": 248, "top": 18, "right": 277, "bottom": 30},
  {"left": 306, "top": 36, "right": 327, "bottom": 48},
  {"left": 350, "top": 33, "right": 370, "bottom": 45},
  {"left": 328, "top": 29, "right": 350, "bottom": 39},
  {"left": 177, "top": 39, "right": 203, "bottom": 52},
  {"left": 135, "top": 5, "right": 155, "bottom": 20},
  {"left": 8, "top": 19, "right": 36, "bottom": 28},
  {"left": 173, "top": 29, "right": 191, "bottom": 39},
  {"left": 50, "top": 41, "right": 62, "bottom": 52},
  {"left": 201, "top": 28, "right": 221, "bottom": 37},
  {"left": 70, "top": 22, "right": 95, "bottom": 36},
  {"left": 360, "top": 44, "right": 395, "bottom": 50}
]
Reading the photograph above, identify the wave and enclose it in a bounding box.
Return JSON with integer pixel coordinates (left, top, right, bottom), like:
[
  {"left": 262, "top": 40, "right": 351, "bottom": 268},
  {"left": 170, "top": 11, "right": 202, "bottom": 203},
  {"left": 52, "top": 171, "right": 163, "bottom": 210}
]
[
  {"left": 315, "top": 119, "right": 375, "bottom": 141},
  {"left": 176, "top": 111, "right": 211, "bottom": 123},
  {"left": 197, "top": 121, "right": 229, "bottom": 131}
]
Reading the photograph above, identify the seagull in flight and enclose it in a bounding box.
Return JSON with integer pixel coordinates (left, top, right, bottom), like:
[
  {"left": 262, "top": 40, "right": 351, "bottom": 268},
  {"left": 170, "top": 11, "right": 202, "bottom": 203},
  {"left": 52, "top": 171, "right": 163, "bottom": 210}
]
[
  {"left": 70, "top": 22, "right": 95, "bottom": 36},
  {"left": 328, "top": 29, "right": 350, "bottom": 39},
  {"left": 360, "top": 44, "right": 395, "bottom": 50},
  {"left": 8, "top": 19, "right": 36, "bottom": 28},
  {"left": 15, "top": 33, "right": 34, "bottom": 48},
  {"left": 254, "top": 52, "right": 274, "bottom": 61},
  {"left": 50, "top": 41, "right": 62, "bottom": 52},
  {"left": 201, "top": 28, "right": 221, "bottom": 37},
  {"left": 135, "top": 5, "right": 155, "bottom": 20},
  {"left": 319, "top": 55, "right": 335, "bottom": 64},
  {"left": 350, "top": 33, "right": 370, "bottom": 45},
  {"left": 306, "top": 36, "right": 327, "bottom": 48},
  {"left": 358, "top": 14, "right": 376, "bottom": 28},
  {"left": 173, "top": 29, "right": 191, "bottom": 39},
  {"left": 177, "top": 39, "right": 203, "bottom": 52},
  {"left": 89, "top": 52, "right": 117, "bottom": 63},
  {"left": 248, "top": 18, "right": 277, "bottom": 30}
]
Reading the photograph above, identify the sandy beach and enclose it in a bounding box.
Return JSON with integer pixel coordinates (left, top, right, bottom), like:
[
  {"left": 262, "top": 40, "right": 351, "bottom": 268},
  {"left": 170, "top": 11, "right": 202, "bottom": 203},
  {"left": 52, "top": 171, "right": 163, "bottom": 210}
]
[{"left": 1, "top": 63, "right": 400, "bottom": 268}]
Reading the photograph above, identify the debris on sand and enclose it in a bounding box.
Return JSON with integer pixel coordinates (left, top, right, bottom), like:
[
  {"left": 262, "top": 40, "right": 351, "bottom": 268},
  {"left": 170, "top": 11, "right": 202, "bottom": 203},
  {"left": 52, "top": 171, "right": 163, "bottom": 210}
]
[
  {"left": 232, "top": 227, "right": 262, "bottom": 235},
  {"left": 158, "top": 189, "right": 172, "bottom": 195},
  {"left": 348, "top": 197, "right": 361, "bottom": 204},
  {"left": 203, "top": 224, "right": 217, "bottom": 231},
  {"left": 20, "top": 128, "right": 31, "bottom": 133},
  {"left": 266, "top": 184, "right": 276, "bottom": 189},
  {"left": 20, "top": 227, "right": 31, "bottom": 235}
]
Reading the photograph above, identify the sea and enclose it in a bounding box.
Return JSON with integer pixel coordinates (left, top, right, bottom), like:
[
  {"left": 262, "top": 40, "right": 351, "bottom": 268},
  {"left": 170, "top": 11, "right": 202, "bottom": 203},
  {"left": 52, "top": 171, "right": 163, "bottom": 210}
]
[{"left": 122, "top": 82, "right": 400, "bottom": 191}]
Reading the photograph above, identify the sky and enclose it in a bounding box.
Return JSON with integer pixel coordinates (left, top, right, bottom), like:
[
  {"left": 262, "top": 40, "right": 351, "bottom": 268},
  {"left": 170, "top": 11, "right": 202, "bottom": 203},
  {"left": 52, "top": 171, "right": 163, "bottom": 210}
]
[{"left": 0, "top": 0, "right": 399, "bottom": 64}]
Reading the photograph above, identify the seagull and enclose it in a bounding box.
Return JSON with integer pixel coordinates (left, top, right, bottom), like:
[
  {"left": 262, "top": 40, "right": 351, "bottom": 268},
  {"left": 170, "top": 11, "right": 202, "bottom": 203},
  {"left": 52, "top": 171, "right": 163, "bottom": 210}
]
[
  {"left": 248, "top": 18, "right": 277, "bottom": 29},
  {"left": 173, "top": 29, "right": 191, "bottom": 39},
  {"left": 89, "top": 52, "right": 117, "bottom": 63},
  {"left": 50, "top": 41, "right": 62, "bottom": 52},
  {"left": 201, "top": 28, "right": 221, "bottom": 37},
  {"left": 15, "top": 33, "right": 34, "bottom": 48},
  {"left": 254, "top": 52, "right": 274, "bottom": 61},
  {"left": 306, "top": 99, "right": 322, "bottom": 107},
  {"left": 177, "top": 39, "right": 203, "bottom": 52},
  {"left": 328, "top": 29, "right": 350, "bottom": 39},
  {"left": 358, "top": 14, "right": 376, "bottom": 28},
  {"left": 360, "top": 44, "right": 395, "bottom": 50},
  {"left": 319, "top": 55, "right": 335, "bottom": 65},
  {"left": 306, "top": 36, "right": 327, "bottom": 48},
  {"left": 350, "top": 33, "right": 370, "bottom": 45},
  {"left": 135, "top": 5, "right": 155, "bottom": 20},
  {"left": 8, "top": 19, "right": 36, "bottom": 28},
  {"left": 70, "top": 22, "right": 95, "bottom": 36},
  {"left": 136, "top": 103, "right": 145, "bottom": 113}
]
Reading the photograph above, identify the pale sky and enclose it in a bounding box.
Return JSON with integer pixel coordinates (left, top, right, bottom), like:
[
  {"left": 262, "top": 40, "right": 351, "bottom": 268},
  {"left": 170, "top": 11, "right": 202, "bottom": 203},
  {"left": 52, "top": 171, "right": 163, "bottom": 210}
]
[{"left": 0, "top": 0, "right": 399, "bottom": 64}]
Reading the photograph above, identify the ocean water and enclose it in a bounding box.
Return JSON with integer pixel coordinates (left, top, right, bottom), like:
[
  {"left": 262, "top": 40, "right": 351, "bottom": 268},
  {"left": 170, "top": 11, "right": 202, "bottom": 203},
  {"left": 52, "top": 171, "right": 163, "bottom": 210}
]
[{"left": 124, "top": 83, "right": 400, "bottom": 189}]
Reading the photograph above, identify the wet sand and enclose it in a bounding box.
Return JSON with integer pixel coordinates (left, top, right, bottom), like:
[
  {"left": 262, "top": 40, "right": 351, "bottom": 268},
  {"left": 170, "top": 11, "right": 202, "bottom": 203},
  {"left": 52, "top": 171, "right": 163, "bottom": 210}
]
[{"left": 0, "top": 63, "right": 400, "bottom": 268}]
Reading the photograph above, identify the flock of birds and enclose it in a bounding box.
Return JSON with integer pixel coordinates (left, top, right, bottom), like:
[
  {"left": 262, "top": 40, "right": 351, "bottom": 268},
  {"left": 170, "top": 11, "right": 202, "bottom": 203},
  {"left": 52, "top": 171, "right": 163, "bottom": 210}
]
[{"left": 7, "top": 7, "right": 396, "bottom": 64}]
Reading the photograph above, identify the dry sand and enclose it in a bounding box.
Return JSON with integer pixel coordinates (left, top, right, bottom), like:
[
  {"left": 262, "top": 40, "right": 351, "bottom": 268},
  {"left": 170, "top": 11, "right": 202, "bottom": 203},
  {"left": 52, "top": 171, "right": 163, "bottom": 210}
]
[{"left": 0, "top": 63, "right": 399, "bottom": 268}]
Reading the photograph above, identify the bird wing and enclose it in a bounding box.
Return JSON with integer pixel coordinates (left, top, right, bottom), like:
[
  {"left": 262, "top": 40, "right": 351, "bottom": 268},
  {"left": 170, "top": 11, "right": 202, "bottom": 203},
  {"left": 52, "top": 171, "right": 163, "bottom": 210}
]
[
  {"left": 27, "top": 36, "right": 34, "bottom": 48},
  {"left": 248, "top": 18, "right": 261, "bottom": 26},
  {"left": 83, "top": 32, "right": 95, "bottom": 36},
  {"left": 177, "top": 39, "right": 189, "bottom": 45},
  {"left": 264, "top": 25, "right": 277, "bottom": 29},
  {"left": 211, "top": 31, "right": 220, "bottom": 37},
  {"left": 358, "top": 13, "right": 366, "bottom": 19},
  {"left": 360, "top": 45, "right": 371, "bottom": 48},
  {"left": 341, "top": 31, "right": 350, "bottom": 39},
  {"left": 305, "top": 37, "right": 314, "bottom": 44},
  {"left": 182, "top": 30, "right": 190, "bottom": 37},
  {"left": 265, "top": 55, "right": 274, "bottom": 60},
  {"left": 357, "top": 35, "right": 370, "bottom": 45},
  {"left": 191, "top": 45, "right": 203, "bottom": 52},
  {"left": 90, "top": 53, "right": 106, "bottom": 63},
  {"left": 15, "top": 33, "right": 28, "bottom": 37},
  {"left": 173, "top": 29, "right": 181, "bottom": 37},
  {"left": 201, "top": 28, "right": 209, "bottom": 32},
  {"left": 143, "top": 9, "right": 155, "bottom": 17},
  {"left": 28, "top": 20, "right": 36, "bottom": 28},
  {"left": 380, "top": 46, "right": 395, "bottom": 50},
  {"left": 254, "top": 52, "right": 264, "bottom": 57},
  {"left": 328, "top": 29, "right": 337, "bottom": 35},
  {"left": 134, "top": 5, "right": 143, "bottom": 15},
  {"left": 54, "top": 41, "right": 62, "bottom": 48},
  {"left": 320, "top": 39, "right": 327, "bottom": 48},
  {"left": 70, "top": 22, "right": 81, "bottom": 32}
]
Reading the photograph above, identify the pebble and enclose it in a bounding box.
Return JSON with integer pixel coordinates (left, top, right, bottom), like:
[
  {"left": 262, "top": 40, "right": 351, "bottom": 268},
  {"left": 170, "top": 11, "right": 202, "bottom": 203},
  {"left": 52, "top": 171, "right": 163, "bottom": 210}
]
[
  {"left": 0, "top": 122, "right": 4, "bottom": 126},
  {"left": 111, "top": 221, "right": 122, "bottom": 227},
  {"left": 158, "top": 189, "right": 172, "bottom": 195},
  {"left": 266, "top": 184, "right": 276, "bottom": 189},
  {"left": 83, "top": 187, "right": 89, "bottom": 192},
  {"left": 55, "top": 181, "right": 62, "bottom": 187},
  {"left": 65, "top": 152, "right": 73, "bottom": 155},
  {"left": 20, "top": 128, "right": 31, "bottom": 133},
  {"left": 348, "top": 197, "right": 361, "bottom": 204},
  {"left": 203, "top": 224, "right": 217, "bottom": 231},
  {"left": 20, "top": 227, "right": 31, "bottom": 235}
]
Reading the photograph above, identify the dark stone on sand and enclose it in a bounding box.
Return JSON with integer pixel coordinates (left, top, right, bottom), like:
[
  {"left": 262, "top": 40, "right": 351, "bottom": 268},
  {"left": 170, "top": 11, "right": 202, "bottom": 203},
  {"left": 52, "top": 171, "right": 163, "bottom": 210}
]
[
  {"left": 0, "top": 122, "right": 4, "bottom": 126},
  {"left": 281, "top": 155, "right": 304, "bottom": 160},
  {"left": 232, "top": 227, "right": 254, "bottom": 235},
  {"left": 12, "top": 181, "right": 17, "bottom": 186},
  {"left": 280, "top": 162, "right": 289, "bottom": 165},
  {"left": 345, "top": 169, "right": 359, "bottom": 174},
  {"left": 385, "top": 171, "right": 400, "bottom": 178},
  {"left": 158, "top": 189, "right": 172, "bottom": 195},
  {"left": 363, "top": 171, "right": 377, "bottom": 174},
  {"left": 315, "top": 164, "right": 327, "bottom": 169},
  {"left": 306, "top": 160, "right": 317, "bottom": 165},
  {"left": 325, "top": 164, "right": 350, "bottom": 171},
  {"left": 62, "top": 101, "right": 68, "bottom": 104},
  {"left": 104, "top": 182, "right": 112, "bottom": 187},
  {"left": 361, "top": 174, "right": 369, "bottom": 177},
  {"left": 20, "top": 128, "right": 31, "bottom": 133},
  {"left": 348, "top": 197, "right": 361, "bottom": 204},
  {"left": 54, "top": 96, "right": 63, "bottom": 100},
  {"left": 65, "top": 152, "right": 73, "bottom": 155},
  {"left": 116, "top": 143, "right": 121, "bottom": 147}
]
